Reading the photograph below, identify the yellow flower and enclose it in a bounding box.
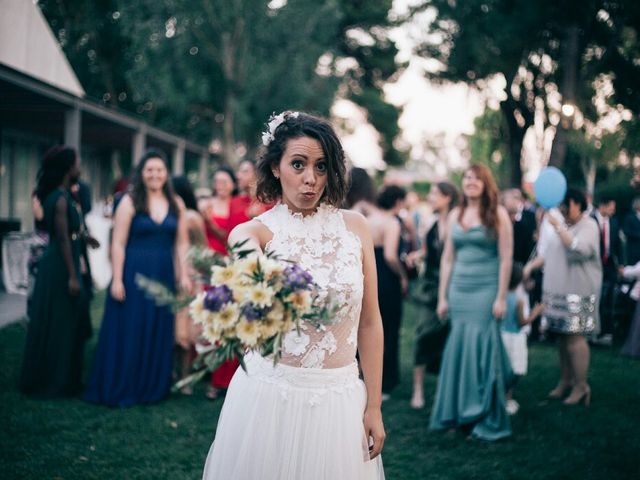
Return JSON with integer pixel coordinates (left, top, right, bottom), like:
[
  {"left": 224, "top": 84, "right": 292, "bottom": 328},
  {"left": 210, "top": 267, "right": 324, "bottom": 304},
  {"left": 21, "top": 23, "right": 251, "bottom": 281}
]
[
  {"left": 202, "top": 319, "right": 222, "bottom": 344},
  {"left": 245, "top": 283, "right": 275, "bottom": 308},
  {"left": 259, "top": 316, "right": 281, "bottom": 339},
  {"left": 267, "top": 300, "right": 285, "bottom": 323},
  {"left": 236, "top": 320, "right": 261, "bottom": 347},
  {"left": 262, "top": 258, "right": 285, "bottom": 280},
  {"left": 211, "top": 265, "right": 239, "bottom": 287},
  {"left": 189, "top": 294, "right": 207, "bottom": 325},
  {"left": 218, "top": 303, "right": 239, "bottom": 329},
  {"left": 286, "top": 290, "right": 312, "bottom": 314},
  {"left": 237, "top": 256, "right": 259, "bottom": 276}
]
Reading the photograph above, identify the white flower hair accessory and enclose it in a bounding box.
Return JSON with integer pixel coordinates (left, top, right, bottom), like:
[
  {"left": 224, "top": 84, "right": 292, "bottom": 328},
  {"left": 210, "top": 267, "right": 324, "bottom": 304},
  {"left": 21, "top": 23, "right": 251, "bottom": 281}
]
[{"left": 261, "top": 111, "right": 300, "bottom": 146}]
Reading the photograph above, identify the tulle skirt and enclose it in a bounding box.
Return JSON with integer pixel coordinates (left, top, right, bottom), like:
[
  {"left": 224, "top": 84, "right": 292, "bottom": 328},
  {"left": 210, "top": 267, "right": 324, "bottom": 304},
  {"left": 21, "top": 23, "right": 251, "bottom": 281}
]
[{"left": 202, "top": 353, "right": 385, "bottom": 480}]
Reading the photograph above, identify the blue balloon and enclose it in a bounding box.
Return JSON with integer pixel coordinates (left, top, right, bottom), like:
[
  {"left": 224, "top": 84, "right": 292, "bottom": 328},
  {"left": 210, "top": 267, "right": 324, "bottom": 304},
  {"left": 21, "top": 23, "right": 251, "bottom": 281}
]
[{"left": 534, "top": 167, "right": 567, "bottom": 209}]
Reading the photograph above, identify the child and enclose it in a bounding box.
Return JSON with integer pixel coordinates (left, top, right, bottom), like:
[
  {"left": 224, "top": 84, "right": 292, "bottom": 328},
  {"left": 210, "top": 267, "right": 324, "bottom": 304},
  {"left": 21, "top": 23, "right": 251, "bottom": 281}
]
[{"left": 501, "top": 263, "right": 545, "bottom": 414}]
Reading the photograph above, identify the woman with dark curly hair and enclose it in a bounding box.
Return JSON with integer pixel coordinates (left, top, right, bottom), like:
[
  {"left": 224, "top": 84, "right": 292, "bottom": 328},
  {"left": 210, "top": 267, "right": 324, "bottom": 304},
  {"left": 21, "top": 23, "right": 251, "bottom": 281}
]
[
  {"left": 202, "top": 111, "right": 385, "bottom": 479},
  {"left": 430, "top": 164, "right": 515, "bottom": 441},
  {"left": 85, "top": 149, "right": 191, "bottom": 407}
]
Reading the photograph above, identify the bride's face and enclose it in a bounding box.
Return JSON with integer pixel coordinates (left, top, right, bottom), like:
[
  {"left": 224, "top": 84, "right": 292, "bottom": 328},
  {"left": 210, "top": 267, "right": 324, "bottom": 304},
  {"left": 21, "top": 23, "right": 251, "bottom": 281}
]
[{"left": 272, "top": 136, "right": 328, "bottom": 216}]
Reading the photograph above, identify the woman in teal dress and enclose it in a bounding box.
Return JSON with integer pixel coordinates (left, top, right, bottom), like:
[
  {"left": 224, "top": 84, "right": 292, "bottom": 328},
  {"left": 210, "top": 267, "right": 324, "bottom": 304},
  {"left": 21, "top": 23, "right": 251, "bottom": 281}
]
[
  {"left": 20, "top": 146, "right": 91, "bottom": 397},
  {"left": 430, "top": 164, "right": 514, "bottom": 441}
]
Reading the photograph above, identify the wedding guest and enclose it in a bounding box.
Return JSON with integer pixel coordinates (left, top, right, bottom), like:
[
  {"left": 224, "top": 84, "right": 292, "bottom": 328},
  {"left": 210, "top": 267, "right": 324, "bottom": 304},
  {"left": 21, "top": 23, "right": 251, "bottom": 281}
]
[
  {"left": 405, "top": 190, "right": 425, "bottom": 248},
  {"left": 502, "top": 188, "right": 537, "bottom": 265},
  {"left": 502, "top": 188, "right": 540, "bottom": 338},
  {"left": 407, "top": 181, "right": 458, "bottom": 409},
  {"left": 85, "top": 149, "right": 190, "bottom": 407},
  {"left": 344, "top": 166, "right": 378, "bottom": 217},
  {"left": 524, "top": 188, "right": 601, "bottom": 406},
  {"left": 592, "top": 195, "right": 622, "bottom": 346},
  {"left": 619, "top": 262, "right": 640, "bottom": 358},
  {"left": 202, "top": 111, "right": 385, "bottom": 478},
  {"left": 229, "top": 159, "right": 272, "bottom": 227},
  {"left": 20, "top": 146, "right": 91, "bottom": 397},
  {"left": 200, "top": 166, "right": 240, "bottom": 399},
  {"left": 201, "top": 166, "right": 236, "bottom": 255},
  {"left": 500, "top": 263, "right": 544, "bottom": 415},
  {"left": 430, "top": 164, "right": 514, "bottom": 441},
  {"left": 623, "top": 198, "right": 640, "bottom": 265},
  {"left": 368, "top": 185, "right": 408, "bottom": 398},
  {"left": 171, "top": 176, "right": 207, "bottom": 394}
]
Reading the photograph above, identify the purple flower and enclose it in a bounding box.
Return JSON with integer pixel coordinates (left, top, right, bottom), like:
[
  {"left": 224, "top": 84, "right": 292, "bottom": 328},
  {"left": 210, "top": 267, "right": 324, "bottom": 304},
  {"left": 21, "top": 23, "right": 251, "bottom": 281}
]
[
  {"left": 241, "top": 303, "right": 270, "bottom": 321},
  {"left": 282, "top": 264, "right": 314, "bottom": 291},
  {"left": 203, "top": 285, "right": 234, "bottom": 312}
]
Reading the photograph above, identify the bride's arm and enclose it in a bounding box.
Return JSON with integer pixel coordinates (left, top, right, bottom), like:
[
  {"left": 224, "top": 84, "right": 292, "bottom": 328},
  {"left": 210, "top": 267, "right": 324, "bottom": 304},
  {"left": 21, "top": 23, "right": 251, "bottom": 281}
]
[
  {"left": 344, "top": 210, "right": 386, "bottom": 460},
  {"left": 227, "top": 219, "right": 269, "bottom": 253}
]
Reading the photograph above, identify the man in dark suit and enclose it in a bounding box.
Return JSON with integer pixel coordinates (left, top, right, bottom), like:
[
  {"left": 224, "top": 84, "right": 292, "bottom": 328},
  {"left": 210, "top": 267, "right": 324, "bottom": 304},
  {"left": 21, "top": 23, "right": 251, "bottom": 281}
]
[
  {"left": 592, "top": 196, "right": 623, "bottom": 345},
  {"left": 623, "top": 198, "right": 640, "bottom": 265},
  {"left": 502, "top": 189, "right": 537, "bottom": 265}
]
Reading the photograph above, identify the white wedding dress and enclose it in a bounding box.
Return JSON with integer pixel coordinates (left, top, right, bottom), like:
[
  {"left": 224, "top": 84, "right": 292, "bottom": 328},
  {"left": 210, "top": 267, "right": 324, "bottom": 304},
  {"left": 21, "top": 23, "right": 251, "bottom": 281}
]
[{"left": 202, "top": 203, "right": 385, "bottom": 480}]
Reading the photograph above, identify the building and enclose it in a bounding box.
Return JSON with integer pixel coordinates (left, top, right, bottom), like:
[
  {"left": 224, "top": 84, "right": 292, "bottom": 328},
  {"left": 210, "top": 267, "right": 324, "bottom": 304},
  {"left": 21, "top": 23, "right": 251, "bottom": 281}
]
[{"left": 0, "top": 0, "right": 211, "bottom": 233}]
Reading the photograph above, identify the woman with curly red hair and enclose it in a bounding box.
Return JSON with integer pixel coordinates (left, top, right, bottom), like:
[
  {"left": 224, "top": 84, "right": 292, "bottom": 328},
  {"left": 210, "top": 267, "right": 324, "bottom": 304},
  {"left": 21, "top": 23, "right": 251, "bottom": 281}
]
[{"left": 430, "top": 164, "right": 515, "bottom": 441}]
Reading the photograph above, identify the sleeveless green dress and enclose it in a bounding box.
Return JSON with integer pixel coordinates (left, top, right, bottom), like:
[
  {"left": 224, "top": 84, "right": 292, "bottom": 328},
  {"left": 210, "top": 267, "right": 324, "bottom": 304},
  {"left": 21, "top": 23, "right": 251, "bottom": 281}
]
[
  {"left": 20, "top": 189, "right": 90, "bottom": 397},
  {"left": 429, "top": 223, "right": 514, "bottom": 441}
]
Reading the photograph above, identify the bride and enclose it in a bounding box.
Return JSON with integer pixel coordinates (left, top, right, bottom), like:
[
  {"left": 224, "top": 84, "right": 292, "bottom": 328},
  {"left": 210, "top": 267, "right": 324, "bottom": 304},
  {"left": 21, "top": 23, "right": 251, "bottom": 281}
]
[{"left": 202, "top": 111, "right": 386, "bottom": 479}]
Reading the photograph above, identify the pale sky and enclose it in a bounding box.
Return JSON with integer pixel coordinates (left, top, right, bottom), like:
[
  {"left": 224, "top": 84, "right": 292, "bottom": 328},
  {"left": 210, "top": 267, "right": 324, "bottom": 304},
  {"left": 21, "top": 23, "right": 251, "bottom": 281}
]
[{"left": 333, "top": 0, "right": 499, "bottom": 180}]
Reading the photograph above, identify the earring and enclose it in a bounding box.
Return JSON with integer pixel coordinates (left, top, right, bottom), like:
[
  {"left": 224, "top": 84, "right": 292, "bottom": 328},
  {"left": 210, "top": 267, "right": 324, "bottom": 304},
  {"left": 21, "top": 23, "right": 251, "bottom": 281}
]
[{"left": 274, "top": 173, "right": 279, "bottom": 179}]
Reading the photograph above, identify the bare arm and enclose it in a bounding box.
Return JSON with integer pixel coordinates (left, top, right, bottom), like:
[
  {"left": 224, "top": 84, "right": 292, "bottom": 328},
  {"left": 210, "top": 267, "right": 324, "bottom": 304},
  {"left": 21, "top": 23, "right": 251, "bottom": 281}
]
[
  {"left": 200, "top": 199, "right": 229, "bottom": 240},
  {"left": 494, "top": 206, "right": 514, "bottom": 319},
  {"left": 523, "top": 255, "right": 545, "bottom": 279},
  {"left": 227, "top": 220, "right": 269, "bottom": 253},
  {"left": 516, "top": 299, "right": 526, "bottom": 326},
  {"left": 174, "top": 198, "right": 192, "bottom": 292},
  {"left": 32, "top": 195, "right": 44, "bottom": 222},
  {"left": 110, "top": 195, "right": 135, "bottom": 301},
  {"left": 344, "top": 211, "right": 385, "bottom": 460},
  {"left": 523, "top": 303, "right": 545, "bottom": 326},
  {"left": 54, "top": 195, "right": 80, "bottom": 296}
]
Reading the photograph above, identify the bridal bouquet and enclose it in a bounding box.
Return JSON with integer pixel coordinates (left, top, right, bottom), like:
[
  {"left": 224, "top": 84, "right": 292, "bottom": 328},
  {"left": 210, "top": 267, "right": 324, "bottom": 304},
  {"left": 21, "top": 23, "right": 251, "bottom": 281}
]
[{"left": 137, "top": 241, "right": 333, "bottom": 390}]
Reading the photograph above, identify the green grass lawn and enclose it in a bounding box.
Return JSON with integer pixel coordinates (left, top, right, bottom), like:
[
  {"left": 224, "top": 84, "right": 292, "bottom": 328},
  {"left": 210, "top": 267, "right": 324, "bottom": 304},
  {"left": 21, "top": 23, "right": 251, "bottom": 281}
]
[{"left": 2, "top": 291, "right": 640, "bottom": 479}]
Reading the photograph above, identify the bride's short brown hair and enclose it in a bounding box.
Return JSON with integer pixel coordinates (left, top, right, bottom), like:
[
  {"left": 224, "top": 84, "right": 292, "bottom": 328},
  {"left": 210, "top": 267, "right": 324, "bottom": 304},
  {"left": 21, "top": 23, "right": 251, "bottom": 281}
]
[{"left": 255, "top": 112, "right": 347, "bottom": 207}]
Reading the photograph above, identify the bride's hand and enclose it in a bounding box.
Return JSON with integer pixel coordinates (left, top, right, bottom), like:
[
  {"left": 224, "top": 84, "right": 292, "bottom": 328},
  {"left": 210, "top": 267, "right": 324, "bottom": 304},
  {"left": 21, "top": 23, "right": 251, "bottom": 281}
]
[{"left": 363, "top": 407, "right": 386, "bottom": 460}]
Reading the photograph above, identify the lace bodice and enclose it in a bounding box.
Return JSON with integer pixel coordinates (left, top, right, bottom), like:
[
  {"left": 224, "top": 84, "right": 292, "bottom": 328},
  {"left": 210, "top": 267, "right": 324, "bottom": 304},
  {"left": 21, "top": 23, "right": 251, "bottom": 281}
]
[{"left": 256, "top": 203, "right": 363, "bottom": 369}]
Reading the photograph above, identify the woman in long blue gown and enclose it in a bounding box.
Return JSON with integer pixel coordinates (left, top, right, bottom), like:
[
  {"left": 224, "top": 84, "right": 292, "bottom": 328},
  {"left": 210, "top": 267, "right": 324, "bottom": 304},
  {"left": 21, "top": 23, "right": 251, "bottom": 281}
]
[
  {"left": 85, "top": 150, "right": 190, "bottom": 407},
  {"left": 430, "top": 164, "right": 514, "bottom": 441}
]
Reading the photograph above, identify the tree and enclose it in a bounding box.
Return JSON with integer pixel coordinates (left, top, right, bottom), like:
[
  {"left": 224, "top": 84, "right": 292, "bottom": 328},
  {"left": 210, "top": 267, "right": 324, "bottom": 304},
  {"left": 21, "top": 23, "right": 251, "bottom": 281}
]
[
  {"left": 466, "top": 108, "right": 510, "bottom": 186},
  {"left": 39, "top": 0, "right": 406, "bottom": 167},
  {"left": 412, "top": 0, "right": 640, "bottom": 186}
]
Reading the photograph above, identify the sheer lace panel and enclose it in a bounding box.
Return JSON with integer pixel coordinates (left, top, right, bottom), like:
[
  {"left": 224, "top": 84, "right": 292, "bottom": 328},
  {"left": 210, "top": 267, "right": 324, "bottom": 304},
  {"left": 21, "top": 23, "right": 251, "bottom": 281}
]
[{"left": 256, "top": 203, "right": 363, "bottom": 368}]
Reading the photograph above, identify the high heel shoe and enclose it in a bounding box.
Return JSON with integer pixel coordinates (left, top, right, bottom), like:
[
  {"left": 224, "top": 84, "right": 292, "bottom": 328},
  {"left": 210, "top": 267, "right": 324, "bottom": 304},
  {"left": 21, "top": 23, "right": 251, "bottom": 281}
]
[
  {"left": 547, "top": 384, "right": 571, "bottom": 399},
  {"left": 563, "top": 386, "right": 591, "bottom": 407}
]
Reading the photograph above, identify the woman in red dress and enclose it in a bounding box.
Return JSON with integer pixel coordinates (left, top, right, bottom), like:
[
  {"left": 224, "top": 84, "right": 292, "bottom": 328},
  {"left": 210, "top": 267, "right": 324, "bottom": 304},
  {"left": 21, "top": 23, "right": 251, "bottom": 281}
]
[
  {"left": 229, "top": 159, "right": 273, "bottom": 227},
  {"left": 199, "top": 166, "right": 238, "bottom": 399}
]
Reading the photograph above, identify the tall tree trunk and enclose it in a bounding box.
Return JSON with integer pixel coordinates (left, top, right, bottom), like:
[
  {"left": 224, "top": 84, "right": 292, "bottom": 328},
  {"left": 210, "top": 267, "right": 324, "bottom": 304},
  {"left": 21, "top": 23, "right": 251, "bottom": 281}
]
[
  {"left": 549, "top": 24, "right": 580, "bottom": 169},
  {"left": 500, "top": 97, "right": 525, "bottom": 188}
]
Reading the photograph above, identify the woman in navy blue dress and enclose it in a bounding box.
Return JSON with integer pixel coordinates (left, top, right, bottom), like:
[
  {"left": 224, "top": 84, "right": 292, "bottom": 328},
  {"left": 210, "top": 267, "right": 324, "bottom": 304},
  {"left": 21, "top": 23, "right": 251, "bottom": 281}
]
[{"left": 85, "top": 150, "right": 190, "bottom": 407}]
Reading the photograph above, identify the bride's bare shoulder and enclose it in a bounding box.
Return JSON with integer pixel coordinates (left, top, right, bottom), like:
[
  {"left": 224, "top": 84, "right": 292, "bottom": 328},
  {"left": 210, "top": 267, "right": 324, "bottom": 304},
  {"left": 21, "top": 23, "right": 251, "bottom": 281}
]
[
  {"left": 340, "top": 209, "right": 371, "bottom": 242},
  {"left": 229, "top": 219, "right": 272, "bottom": 252}
]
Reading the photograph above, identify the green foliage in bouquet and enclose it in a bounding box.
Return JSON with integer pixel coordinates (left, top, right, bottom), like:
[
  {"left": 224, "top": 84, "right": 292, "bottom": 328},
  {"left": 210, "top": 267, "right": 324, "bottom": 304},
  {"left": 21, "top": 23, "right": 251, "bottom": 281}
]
[{"left": 136, "top": 241, "right": 335, "bottom": 391}]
